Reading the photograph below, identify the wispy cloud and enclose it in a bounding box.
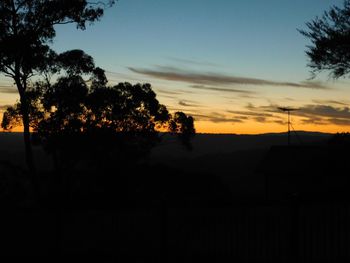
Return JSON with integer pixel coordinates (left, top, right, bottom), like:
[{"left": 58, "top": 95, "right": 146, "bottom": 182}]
[
  {"left": 192, "top": 112, "right": 244, "bottom": 124},
  {"left": 169, "top": 106, "right": 284, "bottom": 125},
  {"left": 245, "top": 103, "right": 350, "bottom": 126},
  {"left": 178, "top": 100, "right": 200, "bottom": 107},
  {"left": 245, "top": 103, "right": 281, "bottom": 113},
  {"left": 170, "top": 102, "right": 350, "bottom": 126},
  {"left": 300, "top": 117, "right": 329, "bottom": 126},
  {"left": 227, "top": 110, "right": 274, "bottom": 118},
  {"left": 312, "top": 99, "right": 349, "bottom": 106},
  {"left": 190, "top": 85, "right": 253, "bottom": 94},
  {"left": 156, "top": 89, "right": 183, "bottom": 95},
  {"left": 0, "top": 86, "right": 17, "bottom": 94},
  {"left": 105, "top": 70, "right": 147, "bottom": 83},
  {"left": 284, "top": 98, "right": 296, "bottom": 101},
  {"left": 274, "top": 120, "right": 286, "bottom": 125},
  {"left": 328, "top": 118, "right": 350, "bottom": 125},
  {"left": 128, "top": 66, "right": 329, "bottom": 90},
  {"left": 226, "top": 108, "right": 284, "bottom": 124},
  {"left": 166, "top": 57, "right": 221, "bottom": 67},
  {"left": 238, "top": 94, "right": 260, "bottom": 99},
  {"left": 299, "top": 105, "right": 350, "bottom": 119},
  {"left": 254, "top": 116, "right": 268, "bottom": 123}
]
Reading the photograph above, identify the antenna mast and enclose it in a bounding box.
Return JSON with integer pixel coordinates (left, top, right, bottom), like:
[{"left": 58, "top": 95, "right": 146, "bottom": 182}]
[{"left": 278, "top": 107, "right": 298, "bottom": 146}]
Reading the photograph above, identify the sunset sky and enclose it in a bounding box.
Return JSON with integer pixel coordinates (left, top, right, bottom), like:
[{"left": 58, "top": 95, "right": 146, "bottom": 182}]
[{"left": 1, "top": 0, "right": 350, "bottom": 134}]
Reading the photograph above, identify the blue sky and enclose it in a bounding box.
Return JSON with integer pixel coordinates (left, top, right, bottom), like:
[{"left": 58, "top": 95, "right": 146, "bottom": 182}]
[
  {"left": 1, "top": 0, "right": 350, "bottom": 133},
  {"left": 52, "top": 0, "right": 342, "bottom": 80}
]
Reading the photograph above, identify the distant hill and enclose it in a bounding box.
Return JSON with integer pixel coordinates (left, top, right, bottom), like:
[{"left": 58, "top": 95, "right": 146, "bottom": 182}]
[
  {"left": 150, "top": 131, "right": 332, "bottom": 160},
  {"left": 148, "top": 131, "right": 333, "bottom": 198},
  {"left": 0, "top": 131, "right": 333, "bottom": 174},
  {"left": 0, "top": 131, "right": 336, "bottom": 200}
]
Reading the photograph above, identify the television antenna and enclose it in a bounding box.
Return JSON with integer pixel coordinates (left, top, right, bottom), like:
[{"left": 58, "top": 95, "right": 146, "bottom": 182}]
[{"left": 278, "top": 107, "right": 299, "bottom": 146}]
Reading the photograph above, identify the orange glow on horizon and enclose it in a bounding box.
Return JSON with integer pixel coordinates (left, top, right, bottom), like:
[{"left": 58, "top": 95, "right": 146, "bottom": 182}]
[
  {"left": 193, "top": 120, "right": 350, "bottom": 134},
  {"left": 1, "top": 120, "right": 349, "bottom": 135},
  {"left": 1, "top": 110, "right": 349, "bottom": 135}
]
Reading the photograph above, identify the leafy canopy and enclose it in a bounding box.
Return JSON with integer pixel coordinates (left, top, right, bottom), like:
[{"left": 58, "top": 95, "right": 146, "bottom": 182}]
[
  {"left": 300, "top": 0, "right": 350, "bottom": 78},
  {"left": 2, "top": 50, "right": 195, "bottom": 168},
  {"left": 0, "top": 0, "right": 114, "bottom": 85}
]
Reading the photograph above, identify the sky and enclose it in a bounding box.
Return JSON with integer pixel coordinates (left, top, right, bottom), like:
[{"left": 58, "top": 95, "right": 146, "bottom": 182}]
[{"left": 1, "top": 0, "right": 350, "bottom": 134}]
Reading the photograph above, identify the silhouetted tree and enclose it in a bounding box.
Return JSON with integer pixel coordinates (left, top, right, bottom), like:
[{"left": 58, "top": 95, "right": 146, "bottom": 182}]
[
  {"left": 0, "top": 0, "right": 115, "bottom": 176},
  {"left": 169, "top": 112, "right": 195, "bottom": 150},
  {"left": 2, "top": 66, "right": 195, "bottom": 171},
  {"left": 299, "top": 0, "right": 350, "bottom": 78}
]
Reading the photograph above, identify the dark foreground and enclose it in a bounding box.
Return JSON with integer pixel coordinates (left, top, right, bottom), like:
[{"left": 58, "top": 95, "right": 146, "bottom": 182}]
[{"left": 1, "top": 132, "right": 350, "bottom": 262}]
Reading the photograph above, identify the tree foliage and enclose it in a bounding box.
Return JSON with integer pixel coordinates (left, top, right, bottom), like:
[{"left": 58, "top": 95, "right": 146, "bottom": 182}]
[
  {"left": 2, "top": 52, "right": 195, "bottom": 170},
  {"left": 0, "top": 0, "right": 114, "bottom": 84},
  {"left": 0, "top": 0, "right": 115, "bottom": 173},
  {"left": 299, "top": 0, "right": 350, "bottom": 78}
]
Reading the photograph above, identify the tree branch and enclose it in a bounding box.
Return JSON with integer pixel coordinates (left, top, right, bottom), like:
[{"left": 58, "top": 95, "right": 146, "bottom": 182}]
[{"left": 1, "top": 65, "right": 16, "bottom": 78}]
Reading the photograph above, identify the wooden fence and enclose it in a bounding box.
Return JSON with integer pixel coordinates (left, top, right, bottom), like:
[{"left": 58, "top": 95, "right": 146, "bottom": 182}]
[{"left": 1, "top": 201, "right": 350, "bottom": 262}]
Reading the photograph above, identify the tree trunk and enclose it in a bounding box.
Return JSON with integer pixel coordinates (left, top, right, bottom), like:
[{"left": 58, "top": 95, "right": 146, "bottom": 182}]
[
  {"left": 20, "top": 94, "right": 39, "bottom": 198},
  {"left": 22, "top": 104, "right": 35, "bottom": 172}
]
